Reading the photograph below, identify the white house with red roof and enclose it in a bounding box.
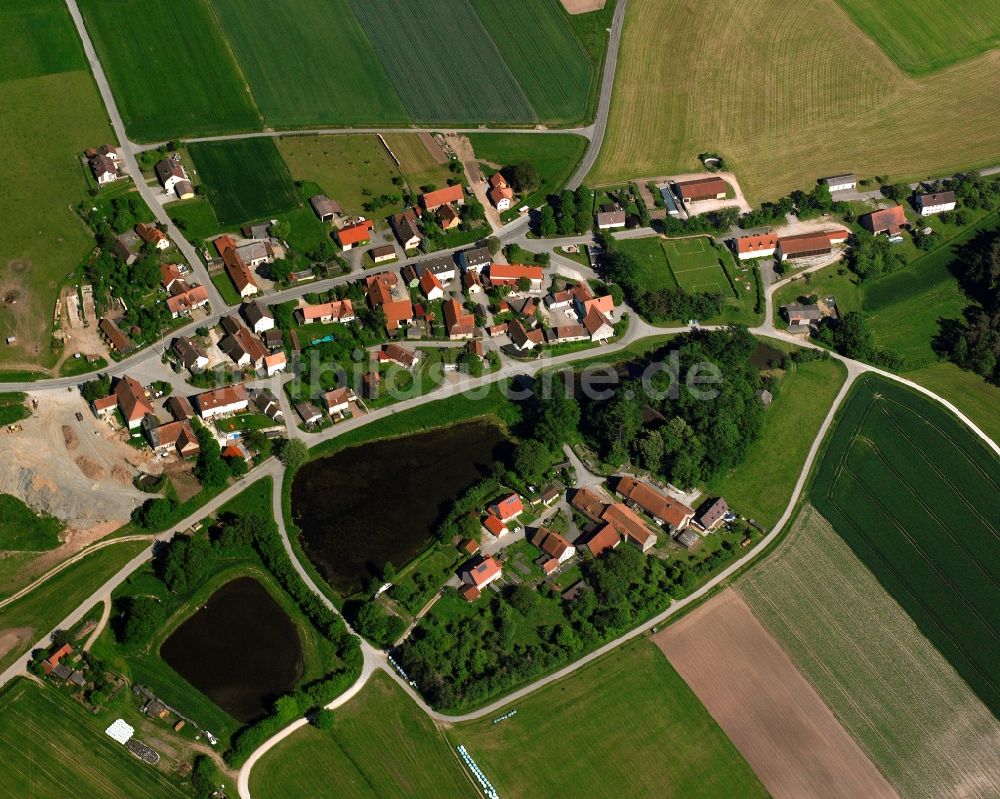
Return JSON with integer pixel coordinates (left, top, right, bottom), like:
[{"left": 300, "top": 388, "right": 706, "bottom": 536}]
[
  {"left": 463, "top": 556, "right": 502, "bottom": 589},
  {"left": 489, "top": 493, "right": 524, "bottom": 523}
]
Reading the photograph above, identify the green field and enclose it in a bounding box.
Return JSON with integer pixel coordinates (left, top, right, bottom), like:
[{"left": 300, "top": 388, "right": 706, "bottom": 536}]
[
  {"left": 592, "top": 0, "right": 1000, "bottom": 201},
  {"left": 381, "top": 134, "right": 454, "bottom": 194},
  {"left": 250, "top": 673, "right": 471, "bottom": 799},
  {"left": 167, "top": 197, "right": 221, "bottom": 241},
  {"left": 465, "top": 132, "right": 588, "bottom": 213},
  {"left": 209, "top": 0, "right": 407, "bottom": 128},
  {"left": 188, "top": 139, "right": 300, "bottom": 227},
  {"left": 1, "top": 0, "right": 114, "bottom": 369},
  {"left": 77, "top": 0, "right": 261, "bottom": 141},
  {"left": 470, "top": 0, "right": 593, "bottom": 124},
  {"left": 348, "top": 0, "right": 536, "bottom": 124},
  {"left": 907, "top": 362, "right": 1000, "bottom": 446},
  {"left": 741, "top": 504, "right": 1000, "bottom": 799},
  {"left": 663, "top": 237, "right": 730, "bottom": 294},
  {"left": 452, "top": 640, "right": 767, "bottom": 798},
  {"left": 0, "top": 494, "right": 62, "bottom": 551},
  {"left": 0, "top": 392, "right": 30, "bottom": 425},
  {"left": 812, "top": 374, "right": 1000, "bottom": 717},
  {"left": 608, "top": 235, "right": 676, "bottom": 290},
  {"left": 0, "top": 679, "right": 189, "bottom": 799},
  {"left": 835, "top": 0, "right": 1000, "bottom": 74},
  {"left": 709, "top": 355, "right": 847, "bottom": 527}
]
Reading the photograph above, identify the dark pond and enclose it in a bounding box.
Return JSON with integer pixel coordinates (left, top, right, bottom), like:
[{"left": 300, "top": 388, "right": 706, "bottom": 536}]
[
  {"left": 291, "top": 420, "right": 513, "bottom": 594},
  {"left": 160, "top": 576, "right": 304, "bottom": 723}
]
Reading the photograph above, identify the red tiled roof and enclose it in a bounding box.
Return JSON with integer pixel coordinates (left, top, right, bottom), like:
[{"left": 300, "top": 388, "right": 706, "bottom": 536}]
[
  {"left": 489, "top": 263, "right": 544, "bottom": 284},
  {"left": 586, "top": 524, "right": 620, "bottom": 557},
  {"left": 421, "top": 184, "right": 464, "bottom": 210},
  {"left": 466, "top": 556, "right": 502, "bottom": 587},
  {"left": 675, "top": 176, "right": 729, "bottom": 200},
  {"left": 337, "top": 219, "right": 374, "bottom": 245},
  {"left": 483, "top": 514, "right": 506, "bottom": 537},
  {"left": 460, "top": 584, "right": 482, "bottom": 602},
  {"left": 862, "top": 205, "right": 907, "bottom": 234},
  {"left": 491, "top": 493, "right": 524, "bottom": 521},
  {"left": 196, "top": 384, "right": 248, "bottom": 412},
  {"left": 443, "top": 298, "right": 475, "bottom": 337},
  {"left": 617, "top": 476, "right": 693, "bottom": 529},
  {"left": 420, "top": 269, "right": 443, "bottom": 295},
  {"left": 114, "top": 375, "right": 153, "bottom": 423},
  {"left": 736, "top": 233, "right": 778, "bottom": 255}
]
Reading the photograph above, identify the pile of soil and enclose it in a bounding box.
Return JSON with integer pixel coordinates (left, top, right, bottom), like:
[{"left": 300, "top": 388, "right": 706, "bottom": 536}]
[
  {"left": 74, "top": 456, "right": 106, "bottom": 481},
  {"left": 62, "top": 425, "right": 79, "bottom": 450},
  {"left": 111, "top": 465, "right": 131, "bottom": 485}
]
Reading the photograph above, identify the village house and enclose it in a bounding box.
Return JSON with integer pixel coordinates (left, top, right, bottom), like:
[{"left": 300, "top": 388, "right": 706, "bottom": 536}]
[
  {"left": 144, "top": 419, "right": 200, "bottom": 458},
  {"left": 171, "top": 336, "right": 209, "bottom": 372},
  {"left": 195, "top": 384, "right": 249, "bottom": 420},
  {"left": 154, "top": 155, "right": 192, "bottom": 198},
  {"left": 490, "top": 493, "right": 524, "bottom": 523},
  {"left": 860, "top": 205, "right": 908, "bottom": 236},
  {"left": 251, "top": 388, "right": 284, "bottom": 422},
  {"left": 378, "top": 343, "right": 419, "bottom": 370},
  {"left": 41, "top": 643, "right": 74, "bottom": 676},
  {"left": 586, "top": 524, "right": 621, "bottom": 558},
  {"left": 114, "top": 375, "right": 154, "bottom": 430},
  {"left": 336, "top": 219, "right": 374, "bottom": 251},
  {"left": 915, "top": 191, "right": 957, "bottom": 215},
  {"left": 482, "top": 514, "right": 507, "bottom": 538},
  {"left": 583, "top": 306, "right": 614, "bottom": 343},
  {"left": 674, "top": 176, "right": 728, "bottom": 204},
  {"left": 390, "top": 208, "right": 423, "bottom": 250},
  {"left": 295, "top": 402, "right": 323, "bottom": 426},
  {"left": 91, "top": 394, "right": 118, "bottom": 418},
  {"left": 263, "top": 351, "right": 286, "bottom": 377},
  {"left": 241, "top": 300, "right": 274, "bottom": 334},
  {"left": 114, "top": 231, "right": 140, "bottom": 265},
  {"left": 322, "top": 386, "right": 356, "bottom": 416},
  {"left": 616, "top": 476, "right": 694, "bottom": 531},
  {"left": 775, "top": 230, "right": 849, "bottom": 261},
  {"left": 216, "top": 235, "right": 260, "bottom": 298},
  {"left": 507, "top": 317, "right": 545, "bottom": 352},
  {"left": 488, "top": 263, "right": 544, "bottom": 291},
  {"left": 309, "top": 195, "right": 342, "bottom": 223},
  {"left": 135, "top": 222, "right": 169, "bottom": 250},
  {"left": 371, "top": 244, "right": 396, "bottom": 264},
  {"left": 165, "top": 395, "right": 195, "bottom": 421},
  {"left": 488, "top": 173, "right": 515, "bottom": 210},
  {"left": 572, "top": 281, "right": 615, "bottom": 320},
  {"left": 160, "top": 263, "right": 188, "bottom": 294},
  {"left": 235, "top": 240, "right": 275, "bottom": 269},
  {"left": 297, "top": 298, "right": 355, "bottom": 325},
  {"left": 416, "top": 255, "right": 458, "bottom": 285},
  {"left": 601, "top": 503, "right": 658, "bottom": 553},
  {"left": 366, "top": 272, "right": 413, "bottom": 333},
  {"left": 421, "top": 184, "right": 465, "bottom": 213},
  {"left": 546, "top": 324, "right": 588, "bottom": 344},
  {"left": 463, "top": 270, "right": 484, "bottom": 295},
  {"left": 462, "top": 556, "right": 502, "bottom": 591},
  {"left": 596, "top": 210, "right": 626, "bottom": 230},
  {"left": 87, "top": 145, "right": 123, "bottom": 185},
  {"left": 437, "top": 203, "right": 461, "bottom": 230},
  {"left": 459, "top": 246, "right": 491, "bottom": 274},
  {"left": 531, "top": 528, "right": 576, "bottom": 570},
  {"left": 443, "top": 298, "right": 475, "bottom": 340},
  {"left": 734, "top": 232, "right": 778, "bottom": 261},
  {"left": 165, "top": 285, "right": 209, "bottom": 318},
  {"left": 571, "top": 487, "right": 609, "bottom": 521},
  {"left": 420, "top": 269, "right": 445, "bottom": 301},
  {"left": 696, "top": 496, "right": 730, "bottom": 531},
  {"left": 219, "top": 315, "right": 268, "bottom": 369},
  {"left": 820, "top": 173, "right": 857, "bottom": 192}
]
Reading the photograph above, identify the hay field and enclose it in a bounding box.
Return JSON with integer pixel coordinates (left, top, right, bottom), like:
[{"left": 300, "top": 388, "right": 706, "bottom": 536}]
[
  {"left": 0, "top": 679, "right": 189, "bottom": 799},
  {"left": 1, "top": 0, "right": 87, "bottom": 81},
  {"left": 663, "top": 237, "right": 727, "bottom": 294},
  {"left": 347, "top": 0, "right": 536, "bottom": 124},
  {"left": 250, "top": 672, "right": 471, "bottom": 799},
  {"left": 835, "top": 0, "right": 1000, "bottom": 75},
  {"left": 188, "top": 139, "right": 300, "bottom": 227},
  {"left": 453, "top": 639, "right": 768, "bottom": 798},
  {"left": 741, "top": 504, "right": 1000, "bottom": 798},
  {"left": 590, "top": 0, "right": 1000, "bottom": 201},
  {"left": 812, "top": 374, "right": 1000, "bottom": 716},
  {"left": 209, "top": 0, "right": 408, "bottom": 128},
  {"left": 78, "top": 0, "right": 261, "bottom": 141},
  {"left": 655, "top": 590, "right": 897, "bottom": 799},
  {"left": 381, "top": 134, "right": 454, "bottom": 193}
]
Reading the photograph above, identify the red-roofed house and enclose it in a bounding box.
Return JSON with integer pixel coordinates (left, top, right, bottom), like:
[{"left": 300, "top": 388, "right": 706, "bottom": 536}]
[
  {"left": 734, "top": 233, "right": 778, "bottom": 260},
  {"left": 420, "top": 269, "right": 444, "bottom": 300},
  {"left": 298, "top": 299, "right": 355, "bottom": 324},
  {"left": 264, "top": 351, "right": 286, "bottom": 377},
  {"left": 166, "top": 284, "right": 209, "bottom": 317},
  {"left": 861, "top": 205, "right": 908, "bottom": 236},
  {"left": 601, "top": 503, "right": 658, "bottom": 553},
  {"left": 217, "top": 235, "right": 260, "bottom": 298},
  {"left": 490, "top": 493, "right": 524, "bottom": 522},
  {"left": 616, "top": 476, "right": 694, "bottom": 530},
  {"left": 531, "top": 528, "right": 576, "bottom": 565},
  {"left": 136, "top": 222, "right": 169, "bottom": 250},
  {"left": 114, "top": 375, "right": 154, "bottom": 429},
  {"left": 460, "top": 584, "right": 482, "bottom": 602},
  {"left": 421, "top": 184, "right": 465, "bottom": 212},
  {"left": 443, "top": 298, "right": 475, "bottom": 339},
  {"left": 336, "top": 219, "right": 374, "bottom": 251},
  {"left": 583, "top": 306, "right": 614, "bottom": 343},
  {"left": 463, "top": 556, "right": 502, "bottom": 589},
  {"left": 482, "top": 514, "right": 507, "bottom": 538},
  {"left": 586, "top": 524, "right": 621, "bottom": 558},
  {"left": 675, "top": 176, "right": 728, "bottom": 204},
  {"left": 488, "top": 263, "right": 544, "bottom": 291}
]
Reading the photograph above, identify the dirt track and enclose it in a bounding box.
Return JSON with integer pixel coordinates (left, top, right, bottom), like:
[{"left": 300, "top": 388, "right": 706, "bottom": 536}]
[{"left": 654, "top": 590, "right": 898, "bottom": 799}]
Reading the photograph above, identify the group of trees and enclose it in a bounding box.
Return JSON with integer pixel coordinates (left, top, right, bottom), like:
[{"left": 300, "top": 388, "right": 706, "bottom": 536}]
[
  {"left": 740, "top": 183, "right": 848, "bottom": 229},
  {"left": 582, "top": 328, "right": 765, "bottom": 488},
  {"left": 846, "top": 230, "right": 907, "bottom": 281},
  {"left": 940, "top": 230, "right": 1000, "bottom": 383},
  {"left": 812, "top": 311, "right": 903, "bottom": 370},
  {"left": 537, "top": 188, "right": 594, "bottom": 237}
]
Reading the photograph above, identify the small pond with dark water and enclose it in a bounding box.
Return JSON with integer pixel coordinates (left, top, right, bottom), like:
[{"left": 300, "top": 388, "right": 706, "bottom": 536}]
[
  {"left": 291, "top": 420, "right": 513, "bottom": 594},
  {"left": 160, "top": 576, "right": 304, "bottom": 723}
]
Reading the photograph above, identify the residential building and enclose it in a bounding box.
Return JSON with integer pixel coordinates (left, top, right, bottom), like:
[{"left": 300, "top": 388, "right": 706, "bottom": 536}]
[
  {"left": 459, "top": 246, "right": 491, "bottom": 274},
  {"left": 336, "top": 219, "right": 373, "bottom": 251},
  {"left": 263, "top": 351, "right": 286, "bottom": 377},
  {"left": 915, "top": 191, "right": 957, "bottom": 215},
  {"left": 219, "top": 315, "right": 268, "bottom": 369},
  {"left": 438, "top": 203, "right": 461, "bottom": 229},
  {"left": 583, "top": 306, "right": 614, "bottom": 343},
  {"left": 571, "top": 487, "right": 608, "bottom": 521},
  {"left": 165, "top": 395, "right": 195, "bottom": 421},
  {"left": 235, "top": 240, "right": 275, "bottom": 268},
  {"left": 420, "top": 269, "right": 445, "bottom": 300},
  {"left": 371, "top": 245, "right": 396, "bottom": 264},
  {"left": 601, "top": 503, "right": 658, "bottom": 553},
  {"left": 421, "top": 184, "right": 465, "bottom": 212},
  {"left": 114, "top": 375, "right": 154, "bottom": 429},
  {"left": 154, "top": 155, "right": 189, "bottom": 196},
  {"left": 195, "top": 385, "right": 249, "bottom": 420},
  {"left": 88, "top": 152, "right": 121, "bottom": 185},
  {"left": 390, "top": 208, "right": 423, "bottom": 250},
  {"left": 171, "top": 336, "right": 209, "bottom": 371},
  {"left": 734, "top": 232, "right": 778, "bottom": 260},
  {"left": 547, "top": 324, "right": 587, "bottom": 344},
  {"left": 241, "top": 300, "right": 274, "bottom": 334},
  {"left": 490, "top": 493, "right": 524, "bottom": 522},
  {"left": 860, "top": 205, "right": 908, "bottom": 236},
  {"left": 443, "top": 298, "right": 475, "bottom": 339},
  {"left": 216, "top": 235, "right": 260, "bottom": 297},
  {"left": 586, "top": 524, "right": 621, "bottom": 558},
  {"left": 262, "top": 328, "right": 284, "bottom": 350},
  {"left": 482, "top": 514, "right": 507, "bottom": 538},
  {"left": 820, "top": 173, "right": 857, "bottom": 192},
  {"left": 418, "top": 255, "right": 457, "bottom": 284},
  {"left": 91, "top": 394, "right": 117, "bottom": 417},
  {"left": 136, "top": 222, "right": 169, "bottom": 250},
  {"left": 463, "top": 269, "right": 484, "bottom": 294},
  {"left": 165, "top": 285, "right": 209, "bottom": 318},
  {"left": 775, "top": 230, "right": 848, "bottom": 261},
  {"left": 160, "top": 263, "right": 187, "bottom": 293},
  {"left": 366, "top": 272, "right": 413, "bottom": 333},
  {"left": 378, "top": 343, "right": 418, "bottom": 370},
  {"left": 674, "top": 176, "right": 728, "bottom": 203},
  {"left": 309, "top": 195, "right": 342, "bottom": 222},
  {"left": 462, "top": 556, "right": 502, "bottom": 589},
  {"left": 251, "top": 388, "right": 283, "bottom": 421},
  {"left": 596, "top": 210, "right": 626, "bottom": 230},
  {"left": 696, "top": 497, "right": 730, "bottom": 531},
  {"left": 488, "top": 263, "right": 544, "bottom": 291},
  {"left": 507, "top": 317, "right": 544, "bottom": 352},
  {"left": 295, "top": 402, "right": 323, "bottom": 426},
  {"left": 488, "top": 174, "right": 515, "bottom": 210},
  {"left": 322, "top": 387, "right": 356, "bottom": 415},
  {"left": 616, "top": 476, "right": 694, "bottom": 530},
  {"left": 297, "top": 299, "right": 355, "bottom": 325},
  {"left": 531, "top": 528, "right": 576, "bottom": 565},
  {"left": 144, "top": 419, "right": 199, "bottom": 458}
]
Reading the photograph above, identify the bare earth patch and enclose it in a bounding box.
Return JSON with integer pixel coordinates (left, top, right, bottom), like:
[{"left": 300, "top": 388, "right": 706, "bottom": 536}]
[
  {"left": 560, "top": 0, "right": 605, "bottom": 13},
  {"left": 62, "top": 425, "right": 79, "bottom": 450},
  {"left": 654, "top": 590, "right": 898, "bottom": 799},
  {"left": 0, "top": 627, "right": 34, "bottom": 662},
  {"left": 74, "top": 456, "right": 106, "bottom": 481}
]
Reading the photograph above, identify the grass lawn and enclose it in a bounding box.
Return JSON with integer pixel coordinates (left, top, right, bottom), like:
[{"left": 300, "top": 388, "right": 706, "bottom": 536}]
[
  {"left": 741, "top": 504, "right": 1000, "bottom": 799},
  {"left": 168, "top": 198, "right": 222, "bottom": 242},
  {"left": 811, "top": 374, "right": 1000, "bottom": 717},
  {"left": 613, "top": 236, "right": 677, "bottom": 290},
  {"left": 188, "top": 139, "right": 300, "bottom": 227},
  {"left": 0, "top": 540, "right": 150, "bottom": 673},
  {"left": 906, "top": 362, "right": 1000, "bottom": 447},
  {"left": 250, "top": 672, "right": 471, "bottom": 799},
  {"left": 0, "top": 679, "right": 190, "bottom": 799},
  {"left": 708, "top": 355, "right": 847, "bottom": 527},
  {"left": 381, "top": 134, "right": 454, "bottom": 195},
  {"left": 208, "top": 0, "right": 408, "bottom": 128},
  {"left": 835, "top": 0, "right": 1000, "bottom": 74},
  {"left": 663, "top": 236, "right": 729, "bottom": 294},
  {"left": 470, "top": 0, "right": 593, "bottom": 124},
  {"left": 58, "top": 354, "right": 108, "bottom": 377},
  {"left": 451, "top": 639, "right": 768, "bottom": 798},
  {"left": 465, "top": 132, "right": 588, "bottom": 213},
  {"left": 277, "top": 135, "right": 403, "bottom": 218},
  {"left": 0, "top": 392, "right": 30, "bottom": 425},
  {"left": 773, "top": 264, "right": 863, "bottom": 326},
  {"left": 347, "top": 0, "right": 535, "bottom": 125},
  {"left": 211, "top": 272, "right": 243, "bottom": 306},
  {"left": 591, "top": 0, "right": 1000, "bottom": 201},
  {"left": 0, "top": 494, "right": 62, "bottom": 551},
  {"left": 77, "top": 0, "right": 261, "bottom": 141},
  {"left": 0, "top": 66, "right": 112, "bottom": 369}
]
